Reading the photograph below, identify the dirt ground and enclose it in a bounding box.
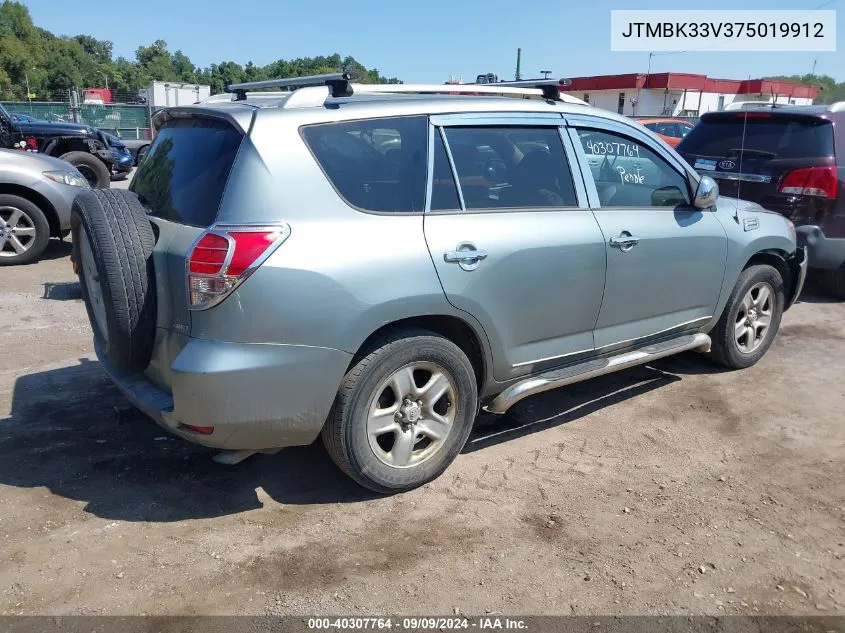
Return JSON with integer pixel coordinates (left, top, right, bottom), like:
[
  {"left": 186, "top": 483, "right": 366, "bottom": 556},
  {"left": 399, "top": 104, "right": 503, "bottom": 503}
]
[{"left": 0, "top": 234, "right": 843, "bottom": 617}]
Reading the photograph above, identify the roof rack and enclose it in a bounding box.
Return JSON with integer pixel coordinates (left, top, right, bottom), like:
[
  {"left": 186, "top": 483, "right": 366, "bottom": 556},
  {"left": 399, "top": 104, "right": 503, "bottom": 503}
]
[
  {"left": 226, "top": 72, "right": 352, "bottom": 101},
  {"left": 223, "top": 74, "right": 587, "bottom": 108}
]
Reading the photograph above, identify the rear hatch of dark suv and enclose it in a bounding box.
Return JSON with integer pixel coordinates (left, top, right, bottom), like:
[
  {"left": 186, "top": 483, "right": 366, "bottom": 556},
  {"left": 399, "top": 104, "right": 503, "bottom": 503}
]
[{"left": 677, "top": 109, "right": 839, "bottom": 225}]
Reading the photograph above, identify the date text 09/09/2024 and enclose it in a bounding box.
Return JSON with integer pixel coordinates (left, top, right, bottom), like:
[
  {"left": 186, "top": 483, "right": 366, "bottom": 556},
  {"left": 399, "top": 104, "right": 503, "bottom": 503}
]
[{"left": 307, "top": 618, "right": 528, "bottom": 630}]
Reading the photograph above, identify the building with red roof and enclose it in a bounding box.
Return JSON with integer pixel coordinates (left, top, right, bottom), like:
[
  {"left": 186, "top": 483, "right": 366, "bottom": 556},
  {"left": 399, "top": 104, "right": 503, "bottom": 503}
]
[{"left": 562, "top": 73, "right": 821, "bottom": 117}]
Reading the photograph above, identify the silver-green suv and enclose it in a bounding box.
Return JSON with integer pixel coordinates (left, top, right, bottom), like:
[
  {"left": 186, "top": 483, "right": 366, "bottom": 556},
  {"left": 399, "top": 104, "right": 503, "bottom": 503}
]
[{"left": 71, "top": 74, "right": 806, "bottom": 493}]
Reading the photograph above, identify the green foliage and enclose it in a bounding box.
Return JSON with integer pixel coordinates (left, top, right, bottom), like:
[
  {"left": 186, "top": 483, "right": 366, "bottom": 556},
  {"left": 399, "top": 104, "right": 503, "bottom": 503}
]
[
  {"left": 0, "top": 0, "right": 400, "bottom": 100},
  {"left": 767, "top": 73, "right": 845, "bottom": 104}
]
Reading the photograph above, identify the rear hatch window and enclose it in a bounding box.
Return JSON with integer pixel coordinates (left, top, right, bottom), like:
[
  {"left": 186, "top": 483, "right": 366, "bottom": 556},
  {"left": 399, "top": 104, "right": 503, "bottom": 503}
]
[
  {"left": 680, "top": 115, "right": 833, "bottom": 163},
  {"left": 131, "top": 118, "right": 243, "bottom": 227}
]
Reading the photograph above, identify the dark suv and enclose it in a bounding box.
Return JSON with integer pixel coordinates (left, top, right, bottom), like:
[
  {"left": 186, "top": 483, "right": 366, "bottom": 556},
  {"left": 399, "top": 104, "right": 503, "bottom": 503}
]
[
  {"left": 678, "top": 106, "right": 845, "bottom": 297},
  {"left": 0, "top": 103, "right": 116, "bottom": 188}
]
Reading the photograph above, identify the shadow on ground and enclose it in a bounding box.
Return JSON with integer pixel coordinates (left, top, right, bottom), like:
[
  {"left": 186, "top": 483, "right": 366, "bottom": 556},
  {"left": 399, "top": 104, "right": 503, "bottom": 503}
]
[
  {"left": 37, "top": 239, "right": 73, "bottom": 262},
  {"left": 43, "top": 280, "right": 82, "bottom": 301},
  {"left": 0, "top": 350, "right": 723, "bottom": 522}
]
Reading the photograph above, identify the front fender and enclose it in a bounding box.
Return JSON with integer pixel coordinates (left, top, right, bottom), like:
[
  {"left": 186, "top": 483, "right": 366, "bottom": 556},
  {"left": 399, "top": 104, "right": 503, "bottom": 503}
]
[{"left": 705, "top": 207, "right": 798, "bottom": 330}]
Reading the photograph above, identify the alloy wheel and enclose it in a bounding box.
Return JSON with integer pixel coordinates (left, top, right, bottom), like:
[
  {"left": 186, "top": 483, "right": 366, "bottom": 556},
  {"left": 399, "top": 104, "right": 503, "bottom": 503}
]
[
  {"left": 367, "top": 362, "right": 457, "bottom": 468},
  {"left": 0, "top": 206, "right": 37, "bottom": 258},
  {"left": 734, "top": 282, "right": 774, "bottom": 354}
]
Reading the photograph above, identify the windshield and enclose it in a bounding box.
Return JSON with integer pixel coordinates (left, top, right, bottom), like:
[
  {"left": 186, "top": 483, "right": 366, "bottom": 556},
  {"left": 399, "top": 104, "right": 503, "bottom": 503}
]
[{"left": 0, "top": 103, "right": 10, "bottom": 121}]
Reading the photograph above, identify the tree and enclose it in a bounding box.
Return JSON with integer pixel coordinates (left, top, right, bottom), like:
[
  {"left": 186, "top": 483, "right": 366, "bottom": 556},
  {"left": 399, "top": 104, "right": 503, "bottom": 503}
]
[
  {"left": 0, "top": 0, "right": 402, "bottom": 102},
  {"left": 768, "top": 74, "right": 845, "bottom": 104}
]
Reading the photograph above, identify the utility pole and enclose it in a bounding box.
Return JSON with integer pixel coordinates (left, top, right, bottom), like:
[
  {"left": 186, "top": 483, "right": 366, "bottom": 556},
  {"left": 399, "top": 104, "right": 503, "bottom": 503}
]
[
  {"left": 515, "top": 48, "right": 522, "bottom": 81},
  {"left": 24, "top": 71, "right": 31, "bottom": 103},
  {"left": 811, "top": 57, "right": 818, "bottom": 77}
]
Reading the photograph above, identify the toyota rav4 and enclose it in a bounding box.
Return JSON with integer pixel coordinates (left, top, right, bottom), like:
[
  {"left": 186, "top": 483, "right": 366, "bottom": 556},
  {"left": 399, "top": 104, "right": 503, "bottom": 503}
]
[{"left": 71, "top": 74, "right": 806, "bottom": 493}]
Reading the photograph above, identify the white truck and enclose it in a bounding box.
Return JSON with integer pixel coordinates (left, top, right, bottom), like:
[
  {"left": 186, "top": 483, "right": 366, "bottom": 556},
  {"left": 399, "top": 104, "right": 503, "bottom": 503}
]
[{"left": 139, "top": 82, "right": 211, "bottom": 108}]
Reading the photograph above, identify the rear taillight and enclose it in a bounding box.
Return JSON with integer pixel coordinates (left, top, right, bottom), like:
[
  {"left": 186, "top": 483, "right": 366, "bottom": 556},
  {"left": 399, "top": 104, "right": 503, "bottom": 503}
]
[
  {"left": 779, "top": 166, "right": 838, "bottom": 199},
  {"left": 187, "top": 224, "right": 290, "bottom": 310}
]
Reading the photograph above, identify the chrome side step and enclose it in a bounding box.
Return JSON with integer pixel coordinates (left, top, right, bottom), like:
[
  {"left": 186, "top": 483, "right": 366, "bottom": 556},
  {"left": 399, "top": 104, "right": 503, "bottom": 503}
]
[{"left": 485, "top": 333, "right": 711, "bottom": 414}]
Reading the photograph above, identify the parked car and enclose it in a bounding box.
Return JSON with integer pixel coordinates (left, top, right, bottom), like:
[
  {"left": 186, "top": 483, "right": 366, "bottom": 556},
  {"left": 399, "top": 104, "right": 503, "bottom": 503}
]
[
  {"left": 0, "top": 102, "right": 115, "bottom": 188},
  {"left": 635, "top": 117, "right": 695, "bottom": 148},
  {"left": 70, "top": 75, "right": 805, "bottom": 493},
  {"left": 117, "top": 138, "right": 152, "bottom": 165},
  {"left": 0, "top": 149, "right": 88, "bottom": 265},
  {"left": 103, "top": 133, "right": 135, "bottom": 180},
  {"left": 677, "top": 105, "right": 845, "bottom": 297}
]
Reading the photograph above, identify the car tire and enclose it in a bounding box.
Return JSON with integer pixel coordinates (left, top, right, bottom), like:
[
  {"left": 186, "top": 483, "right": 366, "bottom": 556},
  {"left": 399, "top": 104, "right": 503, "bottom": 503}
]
[
  {"left": 110, "top": 172, "right": 129, "bottom": 182},
  {"left": 0, "top": 194, "right": 50, "bottom": 266},
  {"left": 707, "top": 264, "right": 785, "bottom": 369},
  {"left": 322, "top": 328, "right": 478, "bottom": 494},
  {"left": 59, "top": 151, "right": 111, "bottom": 189},
  {"left": 822, "top": 266, "right": 845, "bottom": 300},
  {"left": 71, "top": 188, "right": 156, "bottom": 372}
]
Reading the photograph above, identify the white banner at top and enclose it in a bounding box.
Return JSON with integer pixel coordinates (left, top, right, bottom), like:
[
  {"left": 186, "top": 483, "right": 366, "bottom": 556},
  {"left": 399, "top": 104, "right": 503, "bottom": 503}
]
[{"left": 610, "top": 10, "right": 836, "bottom": 52}]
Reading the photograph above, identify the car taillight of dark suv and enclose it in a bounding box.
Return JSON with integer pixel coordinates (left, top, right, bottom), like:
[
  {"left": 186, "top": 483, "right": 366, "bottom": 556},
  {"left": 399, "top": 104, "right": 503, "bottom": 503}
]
[{"left": 678, "top": 106, "right": 845, "bottom": 297}]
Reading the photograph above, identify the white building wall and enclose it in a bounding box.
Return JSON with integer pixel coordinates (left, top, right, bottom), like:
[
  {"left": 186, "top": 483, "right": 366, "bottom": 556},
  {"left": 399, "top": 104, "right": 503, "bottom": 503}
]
[
  {"left": 567, "top": 88, "right": 814, "bottom": 117},
  {"left": 570, "top": 88, "right": 698, "bottom": 116}
]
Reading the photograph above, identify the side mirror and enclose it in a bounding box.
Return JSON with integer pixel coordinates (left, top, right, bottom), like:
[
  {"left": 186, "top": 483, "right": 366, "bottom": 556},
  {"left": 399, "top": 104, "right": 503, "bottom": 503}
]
[{"left": 694, "top": 175, "right": 719, "bottom": 209}]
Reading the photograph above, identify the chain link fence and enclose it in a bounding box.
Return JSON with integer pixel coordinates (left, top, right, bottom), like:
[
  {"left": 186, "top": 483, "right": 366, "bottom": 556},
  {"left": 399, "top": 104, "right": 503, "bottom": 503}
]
[{"left": 2, "top": 88, "right": 152, "bottom": 140}]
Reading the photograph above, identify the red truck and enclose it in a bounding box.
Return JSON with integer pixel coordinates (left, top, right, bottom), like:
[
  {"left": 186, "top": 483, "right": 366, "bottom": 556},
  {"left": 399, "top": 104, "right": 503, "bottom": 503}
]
[{"left": 82, "top": 88, "right": 114, "bottom": 104}]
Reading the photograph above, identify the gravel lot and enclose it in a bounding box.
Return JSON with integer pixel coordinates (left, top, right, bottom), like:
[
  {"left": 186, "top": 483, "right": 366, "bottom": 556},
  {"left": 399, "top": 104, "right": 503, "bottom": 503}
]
[{"left": 0, "top": 218, "right": 843, "bottom": 616}]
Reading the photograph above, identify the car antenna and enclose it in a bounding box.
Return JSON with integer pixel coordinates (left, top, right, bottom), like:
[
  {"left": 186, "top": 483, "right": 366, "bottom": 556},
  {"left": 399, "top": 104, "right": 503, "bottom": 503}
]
[{"left": 734, "top": 111, "right": 749, "bottom": 224}]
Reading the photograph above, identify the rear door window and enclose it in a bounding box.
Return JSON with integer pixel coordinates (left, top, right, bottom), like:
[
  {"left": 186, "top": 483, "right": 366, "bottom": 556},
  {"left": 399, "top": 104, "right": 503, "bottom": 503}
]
[
  {"left": 679, "top": 116, "right": 834, "bottom": 160},
  {"left": 301, "top": 116, "right": 427, "bottom": 213},
  {"left": 441, "top": 126, "right": 578, "bottom": 209},
  {"left": 131, "top": 118, "right": 243, "bottom": 227}
]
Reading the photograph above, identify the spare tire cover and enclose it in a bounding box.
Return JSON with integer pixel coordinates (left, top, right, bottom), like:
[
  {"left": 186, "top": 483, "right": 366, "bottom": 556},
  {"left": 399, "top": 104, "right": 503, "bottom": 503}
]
[{"left": 71, "top": 188, "right": 156, "bottom": 372}]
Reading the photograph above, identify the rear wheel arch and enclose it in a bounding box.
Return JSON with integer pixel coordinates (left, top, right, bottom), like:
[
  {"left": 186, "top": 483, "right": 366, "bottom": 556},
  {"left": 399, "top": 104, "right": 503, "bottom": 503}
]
[
  {"left": 0, "top": 183, "right": 60, "bottom": 237},
  {"left": 350, "top": 315, "right": 487, "bottom": 391}
]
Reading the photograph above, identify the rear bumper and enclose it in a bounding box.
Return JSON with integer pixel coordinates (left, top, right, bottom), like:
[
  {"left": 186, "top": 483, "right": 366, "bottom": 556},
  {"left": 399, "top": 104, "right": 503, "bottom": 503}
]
[
  {"left": 796, "top": 225, "right": 845, "bottom": 270},
  {"left": 96, "top": 337, "right": 352, "bottom": 450}
]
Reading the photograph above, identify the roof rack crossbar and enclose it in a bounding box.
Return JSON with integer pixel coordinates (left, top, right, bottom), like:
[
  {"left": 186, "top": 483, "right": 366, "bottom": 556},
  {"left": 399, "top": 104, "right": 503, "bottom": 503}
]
[
  {"left": 226, "top": 72, "right": 351, "bottom": 100},
  {"left": 468, "top": 78, "right": 572, "bottom": 101}
]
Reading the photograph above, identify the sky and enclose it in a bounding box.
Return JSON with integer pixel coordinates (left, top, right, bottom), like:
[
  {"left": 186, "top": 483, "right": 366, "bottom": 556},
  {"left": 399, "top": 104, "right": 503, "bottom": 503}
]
[{"left": 22, "top": 0, "right": 845, "bottom": 83}]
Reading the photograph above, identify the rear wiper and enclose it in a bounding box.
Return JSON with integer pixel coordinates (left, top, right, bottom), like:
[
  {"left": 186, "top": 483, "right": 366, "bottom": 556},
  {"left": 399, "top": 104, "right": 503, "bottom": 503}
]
[{"left": 726, "top": 147, "right": 777, "bottom": 159}]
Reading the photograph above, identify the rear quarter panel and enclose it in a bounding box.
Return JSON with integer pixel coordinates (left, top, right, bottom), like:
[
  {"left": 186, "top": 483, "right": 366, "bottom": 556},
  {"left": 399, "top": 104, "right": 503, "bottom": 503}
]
[{"left": 190, "top": 112, "right": 493, "bottom": 364}]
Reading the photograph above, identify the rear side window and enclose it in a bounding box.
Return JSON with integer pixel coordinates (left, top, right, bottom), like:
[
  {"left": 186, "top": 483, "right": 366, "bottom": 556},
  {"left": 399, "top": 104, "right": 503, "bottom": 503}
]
[
  {"left": 131, "top": 118, "right": 243, "bottom": 227},
  {"left": 302, "top": 116, "right": 427, "bottom": 213},
  {"left": 680, "top": 117, "right": 834, "bottom": 160}
]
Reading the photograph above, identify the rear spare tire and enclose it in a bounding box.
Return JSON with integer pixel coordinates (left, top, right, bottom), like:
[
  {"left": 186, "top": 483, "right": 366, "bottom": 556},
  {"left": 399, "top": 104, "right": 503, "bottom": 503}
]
[
  {"left": 60, "top": 151, "right": 111, "bottom": 188},
  {"left": 71, "top": 189, "right": 156, "bottom": 371}
]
